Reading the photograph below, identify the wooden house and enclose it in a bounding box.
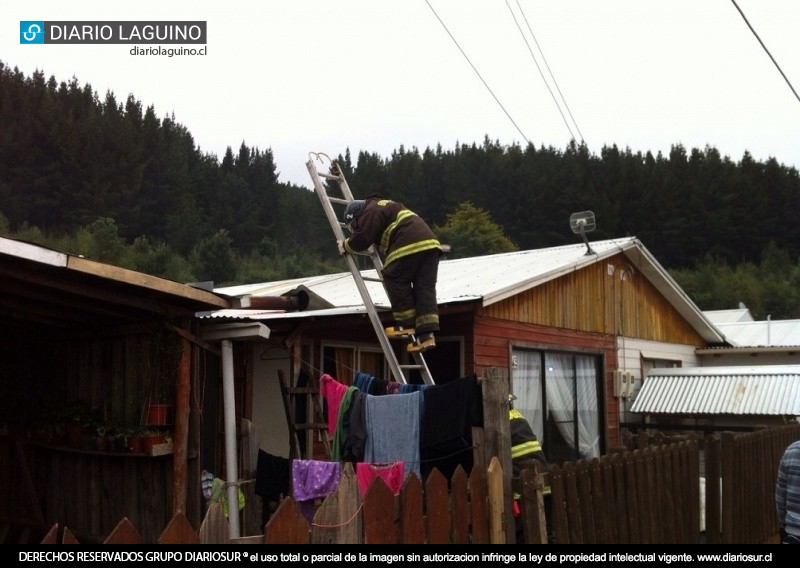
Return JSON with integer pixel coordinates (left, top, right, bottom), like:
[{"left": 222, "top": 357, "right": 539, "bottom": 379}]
[
  {"left": 0, "top": 233, "right": 737, "bottom": 543},
  {"left": 0, "top": 236, "right": 241, "bottom": 543},
  {"left": 207, "top": 236, "right": 725, "bottom": 467}
]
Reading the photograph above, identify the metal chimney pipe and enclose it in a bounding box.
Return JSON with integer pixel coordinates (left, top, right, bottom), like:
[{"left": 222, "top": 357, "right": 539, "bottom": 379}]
[{"left": 247, "top": 291, "right": 310, "bottom": 311}]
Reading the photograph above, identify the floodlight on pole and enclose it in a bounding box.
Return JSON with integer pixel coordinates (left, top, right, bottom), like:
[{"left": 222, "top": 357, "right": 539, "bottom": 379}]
[{"left": 569, "top": 211, "right": 596, "bottom": 256}]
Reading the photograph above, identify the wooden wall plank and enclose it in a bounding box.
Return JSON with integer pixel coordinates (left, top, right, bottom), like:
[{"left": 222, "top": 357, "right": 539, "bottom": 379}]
[
  {"left": 363, "top": 477, "right": 396, "bottom": 544},
  {"left": 468, "top": 465, "right": 489, "bottom": 544},
  {"left": 450, "top": 465, "right": 469, "bottom": 544},
  {"left": 549, "top": 464, "right": 568, "bottom": 544},
  {"left": 486, "top": 457, "right": 505, "bottom": 544},
  {"left": 424, "top": 468, "right": 450, "bottom": 544},
  {"left": 103, "top": 517, "right": 142, "bottom": 544},
  {"left": 311, "top": 462, "right": 361, "bottom": 544},
  {"left": 622, "top": 452, "right": 639, "bottom": 544},
  {"left": 263, "top": 497, "right": 308, "bottom": 544},
  {"left": 576, "top": 460, "right": 595, "bottom": 543},
  {"left": 158, "top": 512, "right": 199, "bottom": 544}
]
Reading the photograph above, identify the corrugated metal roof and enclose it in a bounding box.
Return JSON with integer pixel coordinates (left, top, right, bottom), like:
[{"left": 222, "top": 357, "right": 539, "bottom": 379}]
[
  {"left": 703, "top": 308, "right": 754, "bottom": 324},
  {"left": 629, "top": 365, "right": 800, "bottom": 416},
  {"left": 215, "top": 238, "right": 646, "bottom": 309},
  {"left": 197, "top": 305, "right": 368, "bottom": 320},
  {"left": 205, "top": 237, "right": 724, "bottom": 342},
  {"left": 713, "top": 319, "right": 800, "bottom": 348}
]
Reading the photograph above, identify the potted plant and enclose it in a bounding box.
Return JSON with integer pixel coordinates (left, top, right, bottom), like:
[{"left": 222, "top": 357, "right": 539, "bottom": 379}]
[
  {"left": 62, "top": 400, "right": 91, "bottom": 448},
  {"left": 139, "top": 428, "right": 167, "bottom": 454},
  {"left": 141, "top": 328, "right": 179, "bottom": 427},
  {"left": 128, "top": 425, "right": 147, "bottom": 454}
]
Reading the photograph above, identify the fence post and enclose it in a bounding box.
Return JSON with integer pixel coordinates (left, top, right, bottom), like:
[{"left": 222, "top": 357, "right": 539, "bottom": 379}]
[{"left": 480, "top": 367, "right": 513, "bottom": 543}]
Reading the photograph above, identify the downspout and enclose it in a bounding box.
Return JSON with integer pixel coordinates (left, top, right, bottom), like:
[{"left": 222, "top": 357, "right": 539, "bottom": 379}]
[{"left": 221, "top": 339, "right": 240, "bottom": 539}]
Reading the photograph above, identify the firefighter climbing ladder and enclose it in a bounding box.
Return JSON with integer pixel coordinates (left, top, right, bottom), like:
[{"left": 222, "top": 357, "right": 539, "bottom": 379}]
[{"left": 306, "top": 153, "right": 435, "bottom": 385}]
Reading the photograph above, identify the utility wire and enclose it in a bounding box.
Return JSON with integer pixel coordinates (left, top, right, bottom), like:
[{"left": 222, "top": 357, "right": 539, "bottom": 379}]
[
  {"left": 505, "top": 2, "right": 630, "bottom": 236},
  {"left": 504, "top": 0, "right": 575, "bottom": 142},
  {"left": 731, "top": 0, "right": 800, "bottom": 104},
  {"left": 424, "top": 0, "right": 531, "bottom": 145},
  {"left": 514, "top": 0, "right": 587, "bottom": 144}
]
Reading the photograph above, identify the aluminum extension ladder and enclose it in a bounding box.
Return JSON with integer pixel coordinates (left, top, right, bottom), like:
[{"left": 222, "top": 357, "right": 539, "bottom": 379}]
[{"left": 306, "top": 153, "right": 435, "bottom": 385}]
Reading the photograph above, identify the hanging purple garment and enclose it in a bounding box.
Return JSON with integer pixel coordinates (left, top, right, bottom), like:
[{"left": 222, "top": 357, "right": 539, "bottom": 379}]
[{"left": 292, "top": 459, "right": 342, "bottom": 522}]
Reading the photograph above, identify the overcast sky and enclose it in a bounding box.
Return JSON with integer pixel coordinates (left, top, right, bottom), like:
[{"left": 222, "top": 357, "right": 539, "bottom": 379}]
[{"left": 4, "top": 1, "right": 799, "bottom": 188}]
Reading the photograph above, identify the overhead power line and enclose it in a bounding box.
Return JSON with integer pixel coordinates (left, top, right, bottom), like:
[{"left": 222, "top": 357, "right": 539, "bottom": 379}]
[
  {"left": 424, "top": 0, "right": 531, "bottom": 145},
  {"left": 731, "top": 0, "right": 800, "bottom": 104},
  {"left": 508, "top": 0, "right": 586, "bottom": 144}
]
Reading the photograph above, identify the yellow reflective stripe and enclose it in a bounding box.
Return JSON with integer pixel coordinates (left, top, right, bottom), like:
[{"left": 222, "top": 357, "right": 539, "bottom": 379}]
[
  {"left": 509, "top": 409, "right": 524, "bottom": 420},
  {"left": 511, "top": 441, "right": 543, "bottom": 459},
  {"left": 416, "top": 312, "right": 438, "bottom": 327},
  {"left": 393, "top": 308, "right": 415, "bottom": 321},
  {"left": 384, "top": 239, "right": 441, "bottom": 266},
  {"left": 513, "top": 488, "right": 551, "bottom": 498},
  {"left": 380, "top": 210, "right": 416, "bottom": 252}
]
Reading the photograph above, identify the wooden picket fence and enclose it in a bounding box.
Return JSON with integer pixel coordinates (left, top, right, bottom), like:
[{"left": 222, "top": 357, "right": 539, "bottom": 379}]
[
  {"left": 513, "top": 423, "right": 799, "bottom": 545},
  {"left": 32, "top": 423, "right": 800, "bottom": 545},
  {"left": 37, "top": 459, "right": 505, "bottom": 545},
  {"left": 515, "top": 438, "right": 700, "bottom": 544}
]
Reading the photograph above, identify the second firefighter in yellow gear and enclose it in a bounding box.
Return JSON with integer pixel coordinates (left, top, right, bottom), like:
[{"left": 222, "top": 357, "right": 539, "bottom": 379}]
[{"left": 509, "top": 408, "right": 551, "bottom": 497}]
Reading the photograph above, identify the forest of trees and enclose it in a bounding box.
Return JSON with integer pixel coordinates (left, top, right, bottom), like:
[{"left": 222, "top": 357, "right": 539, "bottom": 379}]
[{"left": 2, "top": 61, "right": 800, "bottom": 318}]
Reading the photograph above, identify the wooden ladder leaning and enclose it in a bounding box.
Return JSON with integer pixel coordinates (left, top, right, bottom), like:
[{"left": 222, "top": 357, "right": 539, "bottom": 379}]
[{"left": 277, "top": 369, "right": 330, "bottom": 460}]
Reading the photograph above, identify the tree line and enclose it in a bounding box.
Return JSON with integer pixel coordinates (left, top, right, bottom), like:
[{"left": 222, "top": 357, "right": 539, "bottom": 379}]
[{"left": 2, "top": 62, "right": 800, "bottom": 318}]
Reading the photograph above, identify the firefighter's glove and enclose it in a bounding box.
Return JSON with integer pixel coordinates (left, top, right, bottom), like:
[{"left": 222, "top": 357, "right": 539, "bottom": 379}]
[{"left": 337, "top": 239, "right": 347, "bottom": 255}]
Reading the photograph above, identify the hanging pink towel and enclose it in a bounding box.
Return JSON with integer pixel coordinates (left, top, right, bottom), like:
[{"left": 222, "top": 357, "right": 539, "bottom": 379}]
[
  {"left": 356, "top": 461, "right": 405, "bottom": 498},
  {"left": 319, "top": 373, "right": 348, "bottom": 436}
]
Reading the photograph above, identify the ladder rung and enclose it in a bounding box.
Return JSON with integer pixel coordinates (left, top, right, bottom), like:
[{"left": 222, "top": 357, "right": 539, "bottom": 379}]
[
  {"left": 399, "top": 364, "right": 424, "bottom": 370},
  {"left": 319, "top": 172, "right": 340, "bottom": 181},
  {"left": 362, "top": 276, "right": 383, "bottom": 282},
  {"left": 328, "top": 196, "right": 349, "bottom": 205}
]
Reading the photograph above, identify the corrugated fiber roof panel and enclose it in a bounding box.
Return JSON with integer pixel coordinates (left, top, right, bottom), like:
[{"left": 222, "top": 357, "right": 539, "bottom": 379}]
[{"left": 630, "top": 365, "right": 800, "bottom": 416}]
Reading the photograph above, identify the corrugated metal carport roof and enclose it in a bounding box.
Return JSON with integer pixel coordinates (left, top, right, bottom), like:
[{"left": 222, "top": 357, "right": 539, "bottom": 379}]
[{"left": 630, "top": 365, "right": 800, "bottom": 416}]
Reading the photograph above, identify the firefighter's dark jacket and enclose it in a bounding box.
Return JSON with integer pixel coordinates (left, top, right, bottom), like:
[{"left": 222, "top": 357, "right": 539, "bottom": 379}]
[
  {"left": 342, "top": 196, "right": 441, "bottom": 267},
  {"left": 510, "top": 408, "right": 551, "bottom": 495}
]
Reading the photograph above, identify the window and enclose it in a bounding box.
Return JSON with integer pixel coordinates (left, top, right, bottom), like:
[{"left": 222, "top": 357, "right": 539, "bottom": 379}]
[
  {"left": 512, "top": 347, "right": 603, "bottom": 465},
  {"left": 322, "top": 343, "right": 386, "bottom": 385},
  {"left": 322, "top": 337, "right": 464, "bottom": 386},
  {"left": 642, "top": 357, "right": 680, "bottom": 377}
]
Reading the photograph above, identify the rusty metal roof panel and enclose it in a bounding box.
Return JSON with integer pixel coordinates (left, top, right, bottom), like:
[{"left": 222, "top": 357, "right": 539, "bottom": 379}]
[{"left": 630, "top": 365, "right": 800, "bottom": 416}]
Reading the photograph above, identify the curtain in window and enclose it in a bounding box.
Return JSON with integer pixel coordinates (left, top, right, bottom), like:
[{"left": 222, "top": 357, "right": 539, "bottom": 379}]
[
  {"left": 334, "top": 347, "right": 354, "bottom": 385},
  {"left": 576, "top": 355, "right": 600, "bottom": 458},
  {"left": 544, "top": 353, "right": 576, "bottom": 454},
  {"left": 544, "top": 353, "right": 600, "bottom": 460},
  {"left": 511, "top": 351, "right": 544, "bottom": 439},
  {"left": 359, "top": 351, "right": 383, "bottom": 378}
]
